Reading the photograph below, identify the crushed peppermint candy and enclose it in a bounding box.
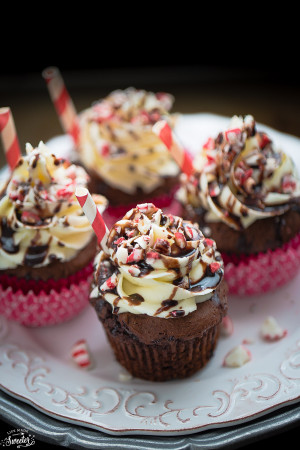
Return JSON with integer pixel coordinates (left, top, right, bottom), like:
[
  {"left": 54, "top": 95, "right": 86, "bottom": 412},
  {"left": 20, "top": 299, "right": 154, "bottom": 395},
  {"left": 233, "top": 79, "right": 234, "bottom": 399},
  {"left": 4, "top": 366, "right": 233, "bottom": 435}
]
[
  {"left": 126, "top": 248, "right": 144, "bottom": 263},
  {"left": 184, "top": 225, "right": 200, "bottom": 240},
  {"left": 118, "top": 370, "right": 133, "bottom": 381},
  {"left": 223, "top": 344, "right": 251, "bottom": 368},
  {"left": 92, "top": 102, "right": 114, "bottom": 122},
  {"left": 224, "top": 128, "right": 242, "bottom": 143},
  {"left": 100, "top": 273, "right": 118, "bottom": 291},
  {"left": 128, "top": 265, "right": 141, "bottom": 277},
  {"left": 137, "top": 203, "right": 158, "bottom": 214},
  {"left": 21, "top": 210, "right": 41, "bottom": 224},
  {"left": 180, "top": 115, "right": 300, "bottom": 233},
  {"left": 174, "top": 232, "right": 187, "bottom": 249},
  {"left": 260, "top": 316, "right": 287, "bottom": 342},
  {"left": 210, "top": 262, "right": 221, "bottom": 273},
  {"left": 94, "top": 204, "right": 224, "bottom": 319},
  {"left": 220, "top": 315, "right": 234, "bottom": 337},
  {"left": 71, "top": 339, "right": 93, "bottom": 369}
]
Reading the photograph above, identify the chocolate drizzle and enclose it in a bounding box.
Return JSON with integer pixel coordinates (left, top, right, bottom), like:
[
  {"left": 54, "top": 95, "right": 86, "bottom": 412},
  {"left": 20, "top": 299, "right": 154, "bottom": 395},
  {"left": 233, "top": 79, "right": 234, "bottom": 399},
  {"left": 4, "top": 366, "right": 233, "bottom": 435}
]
[
  {"left": 184, "top": 115, "right": 300, "bottom": 232},
  {"left": 154, "top": 299, "right": 178, "bottom": 316},
  {"left": 95, "top": 204, "right": 223, "bottom": 318},
  {"left": 24, "top": 244, "right": 49, "bottom": 266},
  {"left": 126, "top": 293, "right": 144, "bottom": 305},
  {"left": 190, "top": 270, "right": 221, "bottom": 292},
  {"left": 0, "top": 218, "right": 19, "bottom": 254}
]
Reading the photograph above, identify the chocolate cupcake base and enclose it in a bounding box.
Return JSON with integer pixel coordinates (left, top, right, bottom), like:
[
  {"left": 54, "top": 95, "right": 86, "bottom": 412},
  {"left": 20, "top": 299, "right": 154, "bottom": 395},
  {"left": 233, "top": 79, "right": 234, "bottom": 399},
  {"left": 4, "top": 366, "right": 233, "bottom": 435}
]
[
  {"left": 0, "top": 236, "right": 98, "bottom": 327},
  {"left": 1, "top": 235, "right": 98, "bottom": 281},
  {"left": 106, "top": 325, "right": 219, "bottom": 381},
  {"left": 91, "top": 281, "right": 227, "bottom": 382},
  {"left": 87, "top": 169, "right": 179, "bottom": 207},
  {"left": 181, "top": 204, "right": 300, "bottom": 255}
]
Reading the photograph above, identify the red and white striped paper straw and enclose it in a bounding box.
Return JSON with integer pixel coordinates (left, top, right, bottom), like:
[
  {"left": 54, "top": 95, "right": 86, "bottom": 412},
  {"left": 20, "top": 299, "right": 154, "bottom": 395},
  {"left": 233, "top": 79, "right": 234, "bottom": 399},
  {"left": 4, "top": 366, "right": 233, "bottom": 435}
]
[
  {"left": 0, "top": 107, "right": 21, "bottom": 171},
  {"left": 75, "top": 186, "right": 110, "bottom": 253},
  {"left": 42, "top": 66, "right": 80, "bottom": 145},
  {"left": 153, "top": 120, "right": 194, "bottom": 176}
]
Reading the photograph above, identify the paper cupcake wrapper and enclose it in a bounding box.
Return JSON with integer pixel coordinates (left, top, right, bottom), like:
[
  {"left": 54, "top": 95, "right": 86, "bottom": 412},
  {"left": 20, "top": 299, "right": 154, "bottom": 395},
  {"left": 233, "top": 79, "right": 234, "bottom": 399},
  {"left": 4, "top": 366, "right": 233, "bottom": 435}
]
[
  {"left": 223, "top": 232, "right": 300, "bottom": 296},
  {"left": 103, "top": 189, "right": 182, "bottom": 228},
  {"left": 0, "top": 264, "right": 93, "bottom": 327},
  {"left": 104, "top": 322, "right": 219, "bottom": 381}
]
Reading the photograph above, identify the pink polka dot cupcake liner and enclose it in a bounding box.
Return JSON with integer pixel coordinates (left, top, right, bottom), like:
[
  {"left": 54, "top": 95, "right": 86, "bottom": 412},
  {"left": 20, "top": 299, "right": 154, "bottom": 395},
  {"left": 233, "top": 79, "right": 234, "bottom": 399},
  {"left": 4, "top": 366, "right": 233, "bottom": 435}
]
[
  {"left": 0, "top": 263, "right": 93, "bottom": 327},
  {"left": 223, "top": 232, "right": 300, "bottom": 296}
]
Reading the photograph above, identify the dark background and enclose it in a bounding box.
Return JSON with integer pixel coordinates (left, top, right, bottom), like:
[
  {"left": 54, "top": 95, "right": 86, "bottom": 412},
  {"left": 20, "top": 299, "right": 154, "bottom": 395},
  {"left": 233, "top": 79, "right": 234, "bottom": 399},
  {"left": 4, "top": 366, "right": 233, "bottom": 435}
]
[
  {"left": 1, "top": 40, "right": 300, "bottom": 449},
  {"left": 1, "top": 61, "right": 300, "bottom": 168}
]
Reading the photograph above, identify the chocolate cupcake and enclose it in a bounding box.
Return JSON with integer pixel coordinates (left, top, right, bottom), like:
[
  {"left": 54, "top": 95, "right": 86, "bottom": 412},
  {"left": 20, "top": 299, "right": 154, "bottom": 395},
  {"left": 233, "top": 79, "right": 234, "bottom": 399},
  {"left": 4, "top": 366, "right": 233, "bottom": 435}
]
[
  {"left": 90, "top": 203, "right": 227, "bottom": 381},
  {"left": 77, "top": 88, "right": 180, "bottom": 225},
  {"left": 177, "top": 115, "right": 300, "bottom": 295},
  {"left": 0, "top": 141, "right": 107, "bottom": 326}
]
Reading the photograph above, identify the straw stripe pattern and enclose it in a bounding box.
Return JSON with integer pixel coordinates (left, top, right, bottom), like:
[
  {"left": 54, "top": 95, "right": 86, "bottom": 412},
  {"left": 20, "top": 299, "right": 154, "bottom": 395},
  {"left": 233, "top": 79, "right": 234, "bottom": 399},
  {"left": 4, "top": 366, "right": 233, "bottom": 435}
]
[
  {"left": 0, "top": 107, "right": 21, "bottom": 170},
  {"left": 153, "top": 120, "right": 194, "bottom": 176},
  {"left": 75, "top": 187, "right": 109, "bottom": 252},
  {"left": 42, "top": 66, "right": 80, "bottom": 144}
]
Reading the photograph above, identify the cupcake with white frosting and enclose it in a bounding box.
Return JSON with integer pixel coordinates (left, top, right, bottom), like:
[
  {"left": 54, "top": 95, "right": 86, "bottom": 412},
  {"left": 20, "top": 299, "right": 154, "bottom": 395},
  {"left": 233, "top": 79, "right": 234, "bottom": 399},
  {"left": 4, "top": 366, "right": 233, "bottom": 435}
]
[
  {"left": 177, "top": 115, "right": 300, "bottom": 295},
  {"left": 90, "top": 203, "right": 227, "bottom": 381},
  {"left": 77, "top": 88, "right": 180, "bottom": 225},
  {"left": 0, "top": 141, "right": 107, "bottom": 326}
]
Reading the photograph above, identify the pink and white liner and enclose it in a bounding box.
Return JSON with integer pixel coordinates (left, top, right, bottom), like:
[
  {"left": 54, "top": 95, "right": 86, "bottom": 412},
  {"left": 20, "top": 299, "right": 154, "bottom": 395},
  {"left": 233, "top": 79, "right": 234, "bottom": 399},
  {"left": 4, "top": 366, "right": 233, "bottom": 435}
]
[
  {"left": 0, "top": 274, "right": 92, "bottom": 327},
  {"left": 224, "top": 231, "right": 300, "bottom": 296}
]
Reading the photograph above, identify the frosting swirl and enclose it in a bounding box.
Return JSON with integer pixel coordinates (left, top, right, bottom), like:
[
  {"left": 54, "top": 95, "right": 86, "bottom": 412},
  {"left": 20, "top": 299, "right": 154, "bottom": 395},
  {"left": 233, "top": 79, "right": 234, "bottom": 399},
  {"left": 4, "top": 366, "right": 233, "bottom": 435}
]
[
  {"left": 78, "top": 87, "right": 179, "bottom": 194},
  {"left": 91, "top": 203, "right": 223, "bottom": 318},
  {"left": 0, "top": 142, "right": 107, "bottom": 269},
  {"left": 177, "top": 115, "right": 300, "bottom": 229}
]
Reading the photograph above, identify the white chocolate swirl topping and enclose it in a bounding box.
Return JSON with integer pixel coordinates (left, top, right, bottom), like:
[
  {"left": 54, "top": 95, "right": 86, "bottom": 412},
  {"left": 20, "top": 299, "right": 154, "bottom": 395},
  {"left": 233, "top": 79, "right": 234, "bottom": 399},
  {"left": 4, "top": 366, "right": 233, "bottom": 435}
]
[
  {"left": 177, "top": 115, "right": 300, "bottom": 229},
  {"left": 0, "top": 142, "right": 107, "bottom": 269},
  {"left": 78, "top": 88, "right": 179, "bottom": 194},
  {"left": 91, "top": 203, "right": 223, "bottom": 318}
]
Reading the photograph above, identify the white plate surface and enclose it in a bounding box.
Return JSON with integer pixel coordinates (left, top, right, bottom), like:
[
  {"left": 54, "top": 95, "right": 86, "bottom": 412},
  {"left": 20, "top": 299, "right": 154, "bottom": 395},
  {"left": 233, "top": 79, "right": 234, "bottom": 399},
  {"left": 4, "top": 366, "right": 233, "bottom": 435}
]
[{"left": 1, "top": 113, "right": 300, "bottom": 436}]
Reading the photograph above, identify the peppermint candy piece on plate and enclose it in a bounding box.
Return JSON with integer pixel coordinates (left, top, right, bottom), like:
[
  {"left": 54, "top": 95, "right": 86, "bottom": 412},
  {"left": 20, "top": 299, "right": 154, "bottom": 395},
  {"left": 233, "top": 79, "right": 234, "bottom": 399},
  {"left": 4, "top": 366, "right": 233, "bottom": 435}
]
[
  {"left": 220, "top": 315, "right": 234, "bottom": 337},
  {"left": 223, "top": 344, "right": 251, "bottom": 368},
  {"left": 71, "top": 339, "right": 93, "bottom": 369},
  {"left": 260, "top": 316, "right": 287, "bottom": 341}
]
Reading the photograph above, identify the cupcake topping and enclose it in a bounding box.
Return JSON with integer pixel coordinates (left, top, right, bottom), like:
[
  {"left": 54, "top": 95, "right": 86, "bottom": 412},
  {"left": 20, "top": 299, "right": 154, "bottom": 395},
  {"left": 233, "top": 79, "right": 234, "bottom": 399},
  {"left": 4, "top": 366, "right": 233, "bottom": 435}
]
[
  {"left": 178, "top": 115, "right": 300, "bottom": 229},
  {"left": 91, "top": 203, "right": 223, "bottom": 318},
  {"left": 0, "top": 142, "right": 107, "bottom": 269},
  {"left": 78, "top": 88, "right": 179, "bottom": 194},
  {"left": 90, "top": 88, "right": 174, "bottom": 125}
]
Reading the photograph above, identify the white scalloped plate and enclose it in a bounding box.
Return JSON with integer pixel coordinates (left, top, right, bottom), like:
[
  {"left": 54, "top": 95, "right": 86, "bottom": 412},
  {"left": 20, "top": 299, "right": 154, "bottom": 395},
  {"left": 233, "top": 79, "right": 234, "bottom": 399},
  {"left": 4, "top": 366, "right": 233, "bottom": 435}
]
[{"left": 0, "top": 113, "right": 300, "bottom": 436}]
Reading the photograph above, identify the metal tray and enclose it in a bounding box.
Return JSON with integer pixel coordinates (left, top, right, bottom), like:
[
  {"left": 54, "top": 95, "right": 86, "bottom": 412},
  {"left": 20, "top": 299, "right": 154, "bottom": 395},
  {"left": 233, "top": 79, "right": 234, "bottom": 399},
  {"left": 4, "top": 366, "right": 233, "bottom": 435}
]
[{"left": 1, "top": 389, "right": 300, "bottom": 449}]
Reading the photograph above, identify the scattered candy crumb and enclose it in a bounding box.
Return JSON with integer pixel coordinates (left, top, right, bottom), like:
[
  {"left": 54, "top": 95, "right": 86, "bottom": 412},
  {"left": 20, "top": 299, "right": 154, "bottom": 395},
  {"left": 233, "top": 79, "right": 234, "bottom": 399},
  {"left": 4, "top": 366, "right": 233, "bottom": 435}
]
[
  {"left": 242, "top": 338, "right": 255, "bottom": 345},
  {"left": 71, "top": 339, "right": 93, "bottom": 369},
  {"left": 220, "top": 315, "right": 234, "bottom": 337},
  {"left": 260, "top": 316, "right": 287, "bottom": 342},
  {"left": 118, "top": 371, "right": 133, "bottom": 382},
  {"left": 223, "top": 344, "right": 251, "bottom": 368}
]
